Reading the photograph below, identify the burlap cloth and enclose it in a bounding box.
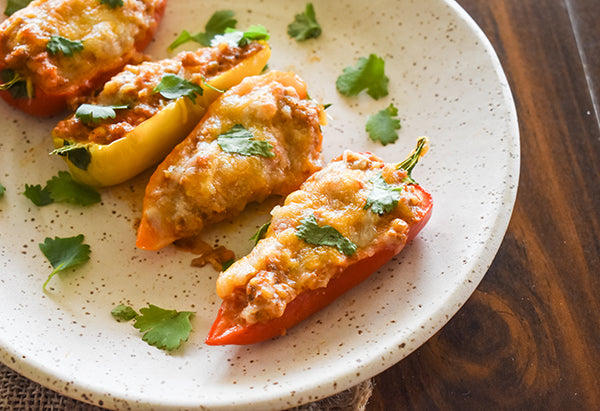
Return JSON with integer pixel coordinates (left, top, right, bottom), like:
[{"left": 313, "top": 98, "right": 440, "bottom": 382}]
[{"left": 0, "top": 362, "right": 372, "bottom": 410}]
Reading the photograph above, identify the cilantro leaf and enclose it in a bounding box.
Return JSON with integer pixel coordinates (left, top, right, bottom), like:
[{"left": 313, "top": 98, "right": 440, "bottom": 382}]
[
  {"left": 365, "top": 103, "right": 401, "bottom": 145},
  {"left": 168, "top": 10, "right": 237, "bottom": 50},
  {"left": 287, "top": 3, "right": 322, "bottom": 41},
  {"left": 364, "top": 172, "right": 402, "bottom": 215},
  {"left": 75, "top": 103, "right": 128, "bottom": 125},
  {"left": 0, "top": 69, "right": 31, "bottom": 99},
  {"left": 99, "top": 0, "right": 123, "bottom": 8},
  {"left": 50, "top": 141, "right": 92, "bottom": 171},
  {"left": 217, "top": 124, "right": 274, "bottom": 157},
  {"left": 45, "top": 171, "right": 101, "bottom": 206},
  {"left": 111, "top": 304, "right": 139, "bottom": 322},
  {"left": 4, "top": 0, "right": 33, "bottom": 16},
  {"left": 39, "top": 235, "right": 91, "bottom": 290},
  {"left": 46, "top": 35, "right": 84, "bottom": 56},
  {"left": 23, "top": 184, "right": 53, "bottom": 206},
  {"left": 221, "top": 259, "right": 235, "bottom": 271},
  {"left": 211, "top": 25, "right": 270, "bottom": 47},
  {"left": 133, "top": 305, "right": 194, "bottom": 351},
  {"left": 296, "top": 214, "right": 357, "bottom": 256},
  {"left": 250, "top": 221, "right": 271, "bottom": 245},
  {"left": 0, "top": 182, "right": 5, "bottom": 197},
  {"left": 153, "top": 74, "right": 203, "bottom": 103},
  {"left": 336, "top": 54, "right": 389, "bottom": 100}
]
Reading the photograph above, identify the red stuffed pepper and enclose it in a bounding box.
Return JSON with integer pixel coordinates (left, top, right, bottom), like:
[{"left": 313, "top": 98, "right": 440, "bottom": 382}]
[
  {"left": 206, "top": 138, "right": 433, "bottom": 345},
  {"left": 0, "top": 0, "right": 166, "bottom": 116}
]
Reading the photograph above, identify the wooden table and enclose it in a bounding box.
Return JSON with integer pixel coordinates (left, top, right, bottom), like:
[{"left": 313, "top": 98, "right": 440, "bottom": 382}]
[{"left": 368, "top": 0, "right": 600, "bottom": 409}]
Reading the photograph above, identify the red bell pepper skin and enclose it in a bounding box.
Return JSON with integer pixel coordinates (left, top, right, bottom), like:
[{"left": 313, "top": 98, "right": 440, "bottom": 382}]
[{"left": 205, "top": 179, "right": 433, "bottom": 346}]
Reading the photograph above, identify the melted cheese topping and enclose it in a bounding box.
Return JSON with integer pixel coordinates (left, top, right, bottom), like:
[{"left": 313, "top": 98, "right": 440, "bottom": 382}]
[
  {"left": 0, "top": 0, "right": 164, "bottom": 96},
  {"left": 138, "top": 71, "right": 325, "bottom": 250},
  {"left": 216, "top": 151, "right": 424, "bottom": 325},
  {"left": 53, "top": 42, "right": 266, "bottom": 145}
]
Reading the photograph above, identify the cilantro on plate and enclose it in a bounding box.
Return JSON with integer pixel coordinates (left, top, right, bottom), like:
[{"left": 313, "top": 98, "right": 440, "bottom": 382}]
[
  {"left": 364, "top": 172, "right": 403, "bottom": 215},
  {"left": 0, "top": 182, "right": 5, "bottom": 197},
  {"left": 46, "top": 35, "right": 83, "bottom": 56},
  {"left": 217, "top": 124, "right": 274, "bottom": 158},
  {"left": 4, "top": 0, "right": 32, "bottom": 16},
  {"left": 250, "top": 221, "right": 271, "bottom": 245},
  {"left": 336, "top": 54, "right": 389, "bottom": 100},
  {"left": 23, "top": 171, "right": 101, "bottom": 206},
  {"left": 112, "top": 304, "right": 194, "bottom": 351},
  {"left": 365, "top": 103, "right": 401, "bottom": 145},
  {"left": 39, "top": 235, "right": 91, "bottom": 290},
  {"left": 0, "top": 69, "right": 31, "bottom": 99},
  {"left": 153, "top": 74, "right": 203, "bottom": 103},
  {"left": 169, "top": 10, "right": 237, "bottom": 50},
  {"left": 75, "top": 103, "right": 128, "bottom": 125},
  {"left": 296, "top": 214, "right": 357, "bottom": 256},
  {"left": 287, "top": 3, "right": 322, "bottom": 41}
]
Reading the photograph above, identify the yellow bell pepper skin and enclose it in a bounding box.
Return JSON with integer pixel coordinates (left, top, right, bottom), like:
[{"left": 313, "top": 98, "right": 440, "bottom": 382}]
[{"left": 51, "top": 42, "right": 271, "bottom": 187}]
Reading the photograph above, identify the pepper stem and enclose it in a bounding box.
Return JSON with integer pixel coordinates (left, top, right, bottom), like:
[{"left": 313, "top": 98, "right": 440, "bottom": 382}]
[{"left": 397, "top": 137, "right": 429, "bottom": 184}]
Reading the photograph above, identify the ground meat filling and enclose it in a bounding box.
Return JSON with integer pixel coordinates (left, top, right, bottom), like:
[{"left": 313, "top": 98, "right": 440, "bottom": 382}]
[{"left": 52, "top": 42, "right": 265, "bottom": 145}]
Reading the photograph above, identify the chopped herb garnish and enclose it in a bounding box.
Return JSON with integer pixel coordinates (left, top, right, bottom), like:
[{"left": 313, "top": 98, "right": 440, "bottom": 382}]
[
  {"left": 365, "top": 103, "right": 401, "bottom": 145},
  {"left": 4, "top": 0, "right": 32, "bottom": 16},
  {"left": 287, "top": 3, "right": 322, "bottom": 41},
  {"left": 111, "top": 304, "right": 139, "bottom": 322},
  {"left": 250, "top": 221, "right": 271, "bottom": 245},
  {"left": 99, "top": 0, "right": 123, "bottom": 8},
  {"left": 221, "top": 259, "right": 235, "bottom": 271},
  {"left": 153, "top": 74, "right": 203, "bottom": 103},
  {"left": 75, "top": 103, "right": 128, "bottom": 125},
  {"left": 39, "top": 235, "right": 91, "bottom": 290},
  {"left": 0, "top": 69, "right": 31, "bottom": 99},
  {"left": 23, "top": 184, "right": 53, "bottom": 206},
  {"left": 134, "top": 304, "right": 194, "bottom": 351},
  {"left": 217, "top": 124, "right": 274, "bottom": 157},
  {"left": 23, "top": 171, "right": 101, "bottom": 206},
  {"left": 336, "top": 54, "right": 389, "bottom": 100},
  {"left": 50, "top": 141, "right": 92, "bottom": 171},
  {"left": 168, "top": 10, "right": 237, "bottom": 50},
  {"left": 296, "top": 214, "right": 357, "bottom": 256},
  {"left": 0, "top": 182, "right": 6, "bottom": 197},
  {"left": 46, "top": 35, "right": 83, "bottom": 56},
  {"left": 364, "top": 172, "right": 402, "bottom": 215},
  {"left": 211, "top": 25, "right": 270, "bottom": 47}
]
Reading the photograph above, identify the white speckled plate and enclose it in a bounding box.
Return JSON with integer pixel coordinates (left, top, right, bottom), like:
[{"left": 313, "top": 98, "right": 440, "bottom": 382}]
[{"left": 0, "top": 0, "right": 519, "bottom": 409}]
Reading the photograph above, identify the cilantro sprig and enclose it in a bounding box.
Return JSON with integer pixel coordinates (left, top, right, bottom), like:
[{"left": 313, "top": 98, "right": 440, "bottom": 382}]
[
  {"left": 23, "top": 171, "right": 101, "bottom": 206},
  {"left": 169, "top": 10, "right": 237, "bottom": 51},
  {"left": 4, "top": 0, "right": 33, "bottom": 16},
  {"left": 112, "top": 304, "right": 194, "bottom": 351},
  {"left": 39, "top": 235, "right": 91, "bottom": 290},
  {"left": 75, "top": 103, "right": 128, "bottom": 125},
  {"left": 50, "top": 141, "right": 92, "bottom": 171},
  {"left": 0, "top": 182, "right": 5, "bottom": 197},
  {"left": 336, "top": 54, "right": 389, "bottom": 100},
  {"left": 364, "top": 172, "right": 402, "bottom": 215},
  {"left": 0, "top": 69, "right": 31, "bottom": 99},
  {"left": 296, "top": 214, "right": 357, "bottom": 256},
  {"left": 287, "top": 3, "right": 322, "bottom": 41},
  {"left": 153, "top": 74, "right": 203, "bottom": 103},
  {"left": 46, "top": 35, "right": 83, "bottom": 56},
  {"left": 250, "top": 221, "right": 271, "bottom": 245},
  {"left": 217, "top": 124, "right": 274, "bottom": 158},
  {"left": 366, "top": 103, "right": 401, "bottom": 145},
  {"left": 210, "top": 25, "right": 270, "bottom": 48}
]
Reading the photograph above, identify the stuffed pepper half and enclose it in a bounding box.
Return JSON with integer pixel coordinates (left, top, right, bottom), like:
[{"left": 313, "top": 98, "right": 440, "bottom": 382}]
[
  {"left": 0, "top": 0, "right": 167, "bottom": 116},
  {"left": 206, "top": 138, "right": 432, "bottom": 345},
  {"left": 136, "top": 70, "right": 326, "bottom": 251}
]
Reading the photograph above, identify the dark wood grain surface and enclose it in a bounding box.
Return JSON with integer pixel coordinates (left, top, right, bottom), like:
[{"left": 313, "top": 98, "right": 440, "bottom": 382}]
[{"left": 368, "top": 0, "right": 600, "bottom": 409}]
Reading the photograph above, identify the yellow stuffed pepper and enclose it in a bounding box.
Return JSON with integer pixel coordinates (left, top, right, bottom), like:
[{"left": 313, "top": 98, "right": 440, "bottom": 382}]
[{"left": 51, "top": 35, "right": 271, "bottom": 187}]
